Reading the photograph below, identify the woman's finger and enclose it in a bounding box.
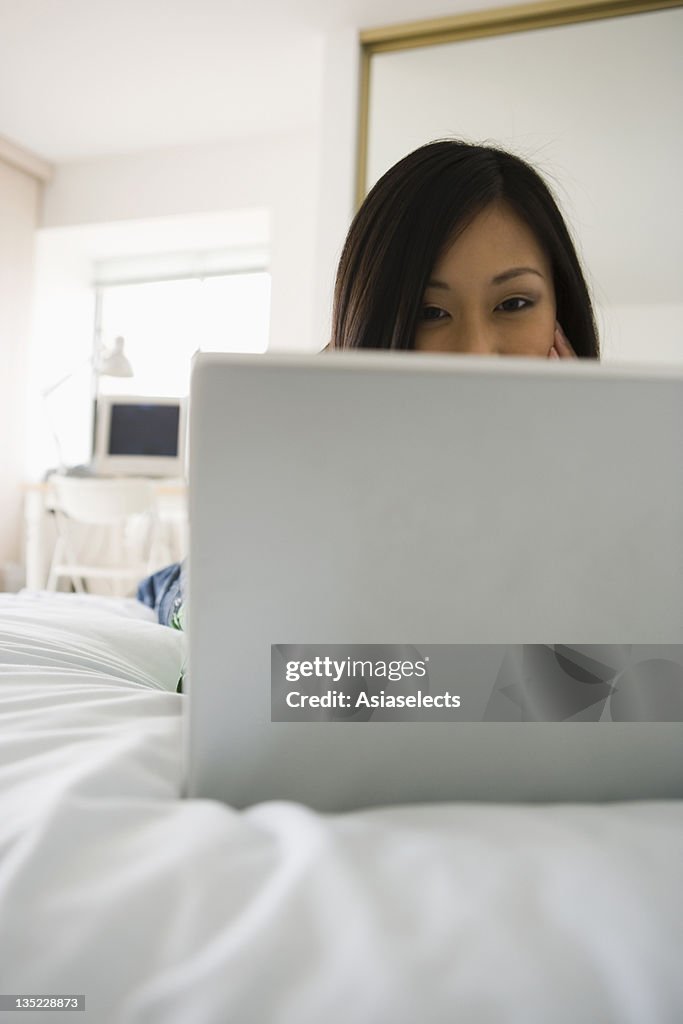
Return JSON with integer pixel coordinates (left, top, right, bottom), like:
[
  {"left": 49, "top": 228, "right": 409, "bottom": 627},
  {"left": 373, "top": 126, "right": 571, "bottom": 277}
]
[{"left": 554, "top": 322, "right": 578, "bottom": 359}]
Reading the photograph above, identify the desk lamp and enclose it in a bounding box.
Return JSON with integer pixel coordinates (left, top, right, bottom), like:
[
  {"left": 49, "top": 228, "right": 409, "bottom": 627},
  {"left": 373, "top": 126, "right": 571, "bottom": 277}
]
[{"left": 42, "top": 337, "right": 134, "bottom": 471}]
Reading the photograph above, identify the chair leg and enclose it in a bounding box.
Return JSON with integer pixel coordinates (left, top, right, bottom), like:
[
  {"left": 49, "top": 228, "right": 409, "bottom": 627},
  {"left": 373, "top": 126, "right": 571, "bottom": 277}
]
[
  {"left": 46, "top": 566, "right": 60, "bottom": 591},
  {"left": 46, "top": 539, "right": 65, "bottom": 591},
  {"left": 70, "top": 574, "right": 87, "bottom": 595}
]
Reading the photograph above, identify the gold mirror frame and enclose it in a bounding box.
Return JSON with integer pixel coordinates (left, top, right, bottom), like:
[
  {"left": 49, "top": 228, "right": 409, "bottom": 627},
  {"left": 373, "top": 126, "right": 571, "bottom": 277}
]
[{"left": 356, "top": 0, "right": 682, "bottom": 207}]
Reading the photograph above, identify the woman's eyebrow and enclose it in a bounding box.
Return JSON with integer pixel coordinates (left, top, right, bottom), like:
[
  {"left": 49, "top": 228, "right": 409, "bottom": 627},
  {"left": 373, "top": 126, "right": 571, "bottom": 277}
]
[
  {"left": 491, "top": 267, "right": 544, "bottom": 284},
  {"left": 426, "top": 267, "right": 544, "bottom": 291}
]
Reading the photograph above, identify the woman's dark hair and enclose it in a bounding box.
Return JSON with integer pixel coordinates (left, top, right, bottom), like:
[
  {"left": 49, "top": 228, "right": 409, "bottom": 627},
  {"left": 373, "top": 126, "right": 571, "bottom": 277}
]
[{"left": 331, "top": 140, "right": 599, "bottom": 359}]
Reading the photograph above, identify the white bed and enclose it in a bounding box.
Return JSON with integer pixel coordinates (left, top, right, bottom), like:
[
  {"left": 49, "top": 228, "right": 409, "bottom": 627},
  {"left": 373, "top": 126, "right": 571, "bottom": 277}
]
[{"left": 0, "top": 592, "right": 681, "bottom": 1024}]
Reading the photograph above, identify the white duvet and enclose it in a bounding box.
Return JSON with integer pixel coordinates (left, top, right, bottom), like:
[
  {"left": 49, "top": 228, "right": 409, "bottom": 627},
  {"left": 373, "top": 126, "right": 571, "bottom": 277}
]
[{"left": 0, "top": 592, "right": 681, "bottom": 1024}]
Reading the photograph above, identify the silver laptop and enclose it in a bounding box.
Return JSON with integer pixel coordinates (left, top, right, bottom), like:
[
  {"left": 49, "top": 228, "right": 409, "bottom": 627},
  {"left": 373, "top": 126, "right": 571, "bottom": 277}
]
[{"left": 184, "top": 351, "right": 683, "bottom": 810}]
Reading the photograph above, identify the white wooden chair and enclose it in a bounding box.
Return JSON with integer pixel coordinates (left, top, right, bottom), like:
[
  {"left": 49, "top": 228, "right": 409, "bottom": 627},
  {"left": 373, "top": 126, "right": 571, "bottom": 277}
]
[{"left": 46, "top": 475, "right": 162, "bottom": 596}]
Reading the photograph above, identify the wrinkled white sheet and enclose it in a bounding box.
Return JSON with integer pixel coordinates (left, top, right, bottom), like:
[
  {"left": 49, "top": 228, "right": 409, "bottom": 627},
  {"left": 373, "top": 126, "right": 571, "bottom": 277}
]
[{"left": 0, "top": 593, "right": 681, "bottom": 1024}]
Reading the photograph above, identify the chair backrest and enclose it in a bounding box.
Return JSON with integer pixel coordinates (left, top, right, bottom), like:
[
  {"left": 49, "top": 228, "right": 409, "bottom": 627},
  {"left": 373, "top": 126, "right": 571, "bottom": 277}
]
[{"left": 48, "top": 475, "right": 157, "bottom": 524}]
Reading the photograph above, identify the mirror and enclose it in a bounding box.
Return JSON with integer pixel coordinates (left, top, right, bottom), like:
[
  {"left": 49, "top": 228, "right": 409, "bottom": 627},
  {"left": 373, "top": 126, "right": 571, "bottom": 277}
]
[{"left": 358, "top": 0, "right": 683, "bottom": 363}]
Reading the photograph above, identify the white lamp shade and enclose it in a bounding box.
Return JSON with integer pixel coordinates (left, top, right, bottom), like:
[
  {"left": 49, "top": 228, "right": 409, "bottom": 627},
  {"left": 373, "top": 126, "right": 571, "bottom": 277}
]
[{"left": 99, "top": 336, "right": 133, "bottom": 378}]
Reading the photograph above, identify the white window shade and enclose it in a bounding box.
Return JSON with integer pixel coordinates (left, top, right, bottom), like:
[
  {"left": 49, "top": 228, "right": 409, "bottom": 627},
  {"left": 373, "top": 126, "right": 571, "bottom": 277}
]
[
  {"left": 97, "top": 266, "right": 271, "bottom": 400},
  {"left": 93, "top": 245, "right": 268, "bottom": 286}
]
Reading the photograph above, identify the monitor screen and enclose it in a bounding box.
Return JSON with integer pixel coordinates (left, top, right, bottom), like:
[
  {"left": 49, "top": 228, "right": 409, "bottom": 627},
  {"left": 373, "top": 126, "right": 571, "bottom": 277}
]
[
  {"left": 108, "top": 402, "right": 180, "bottom": 458},
  {"left": 94, "top": 394, "right": 187, "bottom": 477}
]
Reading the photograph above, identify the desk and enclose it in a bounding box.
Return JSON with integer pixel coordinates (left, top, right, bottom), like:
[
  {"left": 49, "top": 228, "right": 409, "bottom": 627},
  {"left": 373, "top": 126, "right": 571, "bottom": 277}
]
[{"left": 24, "top": 478, "right": 188, "bottom": 591}]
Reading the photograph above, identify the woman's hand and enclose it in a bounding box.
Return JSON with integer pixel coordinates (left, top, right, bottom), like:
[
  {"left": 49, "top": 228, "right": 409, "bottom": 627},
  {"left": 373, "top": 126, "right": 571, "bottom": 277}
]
[{"left": 548, "top": 322, "right": 578, "bottom": 360}]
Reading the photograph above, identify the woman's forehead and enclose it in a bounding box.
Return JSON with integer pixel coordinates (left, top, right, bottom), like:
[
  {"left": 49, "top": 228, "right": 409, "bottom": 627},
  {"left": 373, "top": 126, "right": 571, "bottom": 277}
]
[{"left": 432, "top": 201, "right": 551, "bottom": 276}]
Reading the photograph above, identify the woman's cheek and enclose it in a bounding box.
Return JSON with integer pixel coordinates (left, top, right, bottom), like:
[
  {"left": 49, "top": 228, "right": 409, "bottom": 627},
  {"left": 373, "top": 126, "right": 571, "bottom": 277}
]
[{"left": 499, "top": 319, "right": 549, "bottom": 356}]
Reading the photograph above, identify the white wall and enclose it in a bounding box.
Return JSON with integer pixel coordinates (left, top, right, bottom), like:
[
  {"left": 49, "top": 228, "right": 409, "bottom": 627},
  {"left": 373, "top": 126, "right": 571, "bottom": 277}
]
[
  {"left": 0, "top": 157, "right": 41, "bottom": 585},
  {"left": 598, "top": 304, "right": 683, "bottom": 365},
  {"left": 42, "top": 131, "right": 322, "bottom": 353}
]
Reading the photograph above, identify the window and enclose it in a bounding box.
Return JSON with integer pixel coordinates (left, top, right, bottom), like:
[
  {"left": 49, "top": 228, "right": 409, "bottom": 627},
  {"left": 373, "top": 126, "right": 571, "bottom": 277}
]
[
  {"left": 27, "top": 217, "right": 271, "bottom": 478},
  {"left": 95, "top": 250, "right": 270, "bottom": 398}
]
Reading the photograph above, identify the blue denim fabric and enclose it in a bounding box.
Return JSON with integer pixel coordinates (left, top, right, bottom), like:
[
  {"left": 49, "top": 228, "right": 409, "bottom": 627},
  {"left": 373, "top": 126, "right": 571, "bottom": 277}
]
[
  {"left": 137, "top": 561, "right": 185, "bottom": 628},
  {"left": 137, "top": 561, "right": 187, "bottom": 692}
]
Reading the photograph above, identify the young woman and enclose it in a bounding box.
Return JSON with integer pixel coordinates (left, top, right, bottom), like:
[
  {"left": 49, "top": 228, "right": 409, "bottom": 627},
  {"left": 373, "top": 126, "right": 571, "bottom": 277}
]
[
  {"left": 331, "top": 139, "right": 599, "bottom": 360},
  {"left": 139, "top": 139, "right": 600, "bottom": 645}
]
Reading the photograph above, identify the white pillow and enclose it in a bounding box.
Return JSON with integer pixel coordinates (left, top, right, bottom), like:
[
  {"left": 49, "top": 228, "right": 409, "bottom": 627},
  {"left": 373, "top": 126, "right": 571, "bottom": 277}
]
[{"left": 0, "top": 592, "right": 184, "bottom": 692}]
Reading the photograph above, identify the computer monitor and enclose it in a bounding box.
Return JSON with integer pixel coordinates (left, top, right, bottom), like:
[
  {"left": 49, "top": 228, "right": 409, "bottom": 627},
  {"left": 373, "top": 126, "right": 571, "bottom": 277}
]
[{"left": 93, "top": 395, "right": 187, "bottom": 477}]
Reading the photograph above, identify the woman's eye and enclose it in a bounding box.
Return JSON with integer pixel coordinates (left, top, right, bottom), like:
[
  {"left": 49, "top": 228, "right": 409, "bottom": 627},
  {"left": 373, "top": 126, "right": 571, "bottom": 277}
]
[
  {"left": 420, "top": 305, "right": 448, "bottom": 322},
  {"left": 496, "top": 297, "right": 533, "bottom": 313}
]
